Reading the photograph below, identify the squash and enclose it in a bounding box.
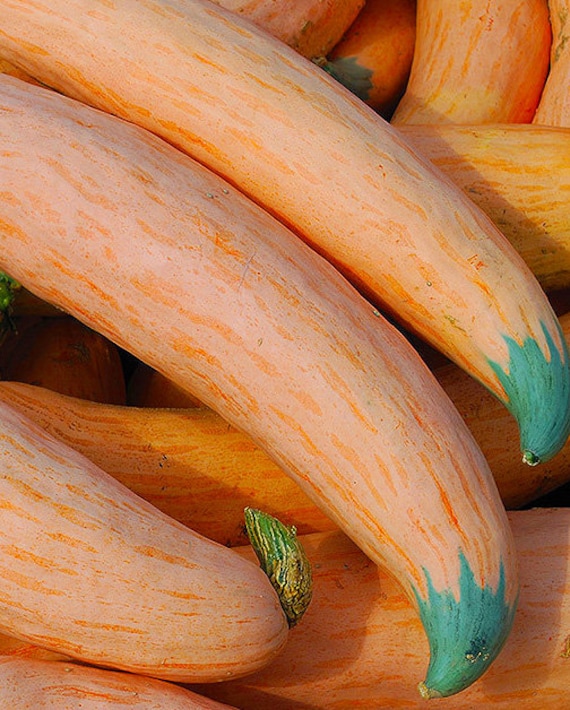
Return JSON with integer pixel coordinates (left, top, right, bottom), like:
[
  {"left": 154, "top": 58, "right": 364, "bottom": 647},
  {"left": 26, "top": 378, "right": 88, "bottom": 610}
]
[
  {"left": 0, "top": 74, "right": 518, "bottom": 697},
  {"left": 0, "top": 657, "right": 238, "bottom": 709},
  {"left": 3, "top": 302, "right": 570, "bottom": 546},
  {"left": 533, "top": 0, "right": 570, "bottom": 126},
  {"left": 0, "top": 509, "right": 567, "bottom": 706},
  {"left": 1, "top": 0, "right": 567, "bottom": 464},
  {"left": 317, "top": 0, "right": 416, "bottom": 119},
  {"left": 391, "top": 0, "right": 552, "bottom": 124},
  {"left": 190, "top": 508, "right": 570, "bottom": 708},
  {"left": 1, "top": 316, "right": 127, "bottom": 405},
  {"left": 399, "top": 123, "right": 570, "bottom": 292},
  {"left": 214, "top": 0, "right": 365, "bottom": 59},
  {"left": 0, "top": 396, "right": 288, "bottom": 682}
]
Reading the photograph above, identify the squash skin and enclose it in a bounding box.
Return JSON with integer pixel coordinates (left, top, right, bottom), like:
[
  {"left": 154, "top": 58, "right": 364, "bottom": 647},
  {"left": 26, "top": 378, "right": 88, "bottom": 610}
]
[
  {"left": 399, "top": 123, "right": 570, "bottom": 292},
  {"left": 0, "top": 657, "right": 238, "bottom": 709},
  {"left": 3, "top": 306, "right": 570, "bottom": 546},
  {"left": 0, "top": 399, "right": 288, "bottom": 682},
  {"left": 213, "top": 0, "right": 365, "bottom": 59},
  {"left": 391, "top": 0, "right": 552, "bottom": 125},
  {"left": 0, "top": 0, "right": 567, "bottom": 463},
  {"left": 0, "top": 75, "right": 518, "bottom": 696},
  {"left": 321, "top": 0, "right": 416, "bottom": 119},
  {"left": 533, "top": 0, "right": 570, "bottom": 126},
  {"left": 192, "top": 509, "right": 570, "bottom": 708}
]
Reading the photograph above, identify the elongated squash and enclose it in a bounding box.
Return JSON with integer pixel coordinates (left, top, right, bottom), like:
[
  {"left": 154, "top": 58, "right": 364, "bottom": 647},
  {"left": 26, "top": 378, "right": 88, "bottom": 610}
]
[
  {"left": 0, "top": 657, "right": 237, "bottom": 709},
  {"left": 1, "top": 509, "right": 568, "bottom": 707},
  {"left": 192, "top": 508, "right": 570, "bottom": 708},
  {"left": 399, "top": 123, "right": 570, "bottom": 292},
  {"left": 533, "top": 0, "right": 570, "bottom": 126},
  {"left": 391, "top": 0, "right": 552, "bottom": 125},
  {"left": 0, "top": 74, "right": 518, "bottom": 697},
  {"left": 214, "top": 0, "right": 365, "bottom": 59},
  {"left": 1, "top": 0, "right": 567, "bottom": 463},
  {"left": 318, "top": 0, "right": 416, "bottom": 118},
  {"left": 0, "top": 398, "right": 288, "bottom": 682},
  {"left": 3, "top": 302, "right": 570, "bottom": 546}
]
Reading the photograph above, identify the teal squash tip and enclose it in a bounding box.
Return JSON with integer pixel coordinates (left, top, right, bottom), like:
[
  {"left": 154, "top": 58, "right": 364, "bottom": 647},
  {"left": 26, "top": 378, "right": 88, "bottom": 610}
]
[
  {"left": 413, "top": 551, "right": 517, "bottom": 699},
  {"left": 488, "top": 320, "right": 570, "bottom": 465}
]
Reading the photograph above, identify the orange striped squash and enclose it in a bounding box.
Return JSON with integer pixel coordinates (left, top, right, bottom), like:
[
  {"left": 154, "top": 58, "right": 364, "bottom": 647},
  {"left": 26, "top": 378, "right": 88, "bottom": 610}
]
[
  {"left": 1, "top": 0, "right": 567, "bottom": 464},
  {"left": 0, "top": 657, "right": 237, "bottom": 709},
  {"left": 215, "top": 0, "right": 365, "bottom": 59},
  {"left": 0, "top": 398, "right": 288, "bottom": 682},
  {"left": 0, "top": 73, "right": 518, "bottom": 697},
  {"left": 2, "top": 303, "right": 570, "bottom": 547},
  {"left": 319, "top": 0, "right": 416, "bottom": 118},
  {"left": 533, "top": 0, "right": 570, "bottom": 126},
  {"left": 399, "top": 123, "right": 570, "bottom": 292},
  {"left": 192, "top": 508, "right": 570, "bottom": 708},
  {"left": 391, "top": 0, "right": 551, "bottom": 124}
]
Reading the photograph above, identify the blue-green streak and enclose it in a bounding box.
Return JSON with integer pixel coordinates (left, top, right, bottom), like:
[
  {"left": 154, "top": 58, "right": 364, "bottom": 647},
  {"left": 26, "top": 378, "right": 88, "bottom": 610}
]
[
  {"left": 320, "top": 57, "right": 374, "bottom": 102},
  {"left": 413, "top": 551, "right": 517, "bottom": 699},
  {"left": 487, "top": 321, "right": 570, "bottom": 465}
]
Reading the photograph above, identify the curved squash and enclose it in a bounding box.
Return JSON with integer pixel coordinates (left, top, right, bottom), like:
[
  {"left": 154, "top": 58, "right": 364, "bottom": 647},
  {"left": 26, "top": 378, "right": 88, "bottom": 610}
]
[
  {"left": 3, "top": 303, "right": 570, "bottom": 546},
  {"left": 0, "top": 657, "right": 237, "bottom": 709},
  {"left": 533, "top": 0, "right": 570, "bottom": 126},
  {"left": 399, "top": 123, "right": 570, "bottom": 292},
  {"left": 215, "top": 0, "right": 365, "bottom": 59},
  {"left": 0, "top": 74, "right": 518, "bottom": 697},
  {"left": 192, "top": 508, "right": 570, "bottom": 708},
  {"left": 0, "top": 0, "right": 567, "bottom": 463},
  {"left": 318, "top": 0, "right": 416, "bottom": 118},
  {"left": 391, "top": 0, "right": 551, "bottom": 124},
  {"left": 0, "top": 398, "right": 288, "bottom": 682}
]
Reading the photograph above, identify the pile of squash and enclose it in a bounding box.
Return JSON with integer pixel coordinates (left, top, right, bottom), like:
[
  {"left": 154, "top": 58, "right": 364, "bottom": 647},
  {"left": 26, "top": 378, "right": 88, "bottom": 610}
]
[{"left": 0, "top": 0, "right": 569, "bottom": 706}]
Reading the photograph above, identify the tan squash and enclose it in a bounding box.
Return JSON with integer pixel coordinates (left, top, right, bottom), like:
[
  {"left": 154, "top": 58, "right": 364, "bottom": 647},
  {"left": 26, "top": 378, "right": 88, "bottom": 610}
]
[
  {"left": 214, "top": 0, "right": 365, "bottom": 59},
  {"left": 0, "top": 508, "right": 568, "bottom": 706},
  {"left": 391, "top": 0, "right": 551, "bottom": 124},
  {"left": 399, "top": 123, "right": 570, "bottom": 292},
  {"left": 1, "top": 0, "right": 568, "bottom": 465},
  {"left": 0, "top": 397, "right": 288, "bottom": 682},
  {"left": 0, "top": 73, "right": 519, "bottom": 697},
  {"left": 533, "top": 0, "right": 570, "bottom": 126},
  {"left": 318, "top": 0, "right": 416, "bottom": 118},
  {"left": 189, "top": 508, "right": 570, "bottom": 708},
  {"left": 0, "top": 657, "right": 237, "bottom": 709},
  {"left": 2, "top": 316, "right": 570, "bottom": 549}
]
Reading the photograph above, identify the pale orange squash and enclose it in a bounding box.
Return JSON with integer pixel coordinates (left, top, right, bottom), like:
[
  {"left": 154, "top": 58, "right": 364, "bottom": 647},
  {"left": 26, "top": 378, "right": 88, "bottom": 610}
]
[
  {"left": 2, "top": 316, "right": 570, "bottom": 549},
  {"left": 533, "top": 0, "right": 570, "bottom": 126},
  {"left": 0, "top": 657, "right": 237, "bottom": 709},
  {"left": 1, "top": 0, "right": 568, "bottom": 466},
  {"left": 320, "top": 0, "right": 416, "bottom": 118},
  {"left": 399, "top": 123, "right": 570, "bottom": 292},
  {"left": 0, "top": 73, "right": 519, "bottom": 697},
  {"left": 0, "top": 397, "right": 288, "bottom": 682},
  {"left": 0, "top": 509, "right": 567, "bottom": 706},
  {"left": 191, "top": 508, "right": 570, "bottom": 708},
  {"left": 215, "top": 0, "right": 365, "bottom": 58},
  {"left": 391, "top": 0, "right": 552, "bottom": 124}
]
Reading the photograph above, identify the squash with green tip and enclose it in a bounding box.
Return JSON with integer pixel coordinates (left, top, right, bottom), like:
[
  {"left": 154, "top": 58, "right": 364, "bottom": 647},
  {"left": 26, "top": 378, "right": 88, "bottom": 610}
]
[
  {"left": 0, "top": 73, "right": 518, "bottom": 697},
  {"left": 0, "top": 0, "right": 567, "bottom": 463}
]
